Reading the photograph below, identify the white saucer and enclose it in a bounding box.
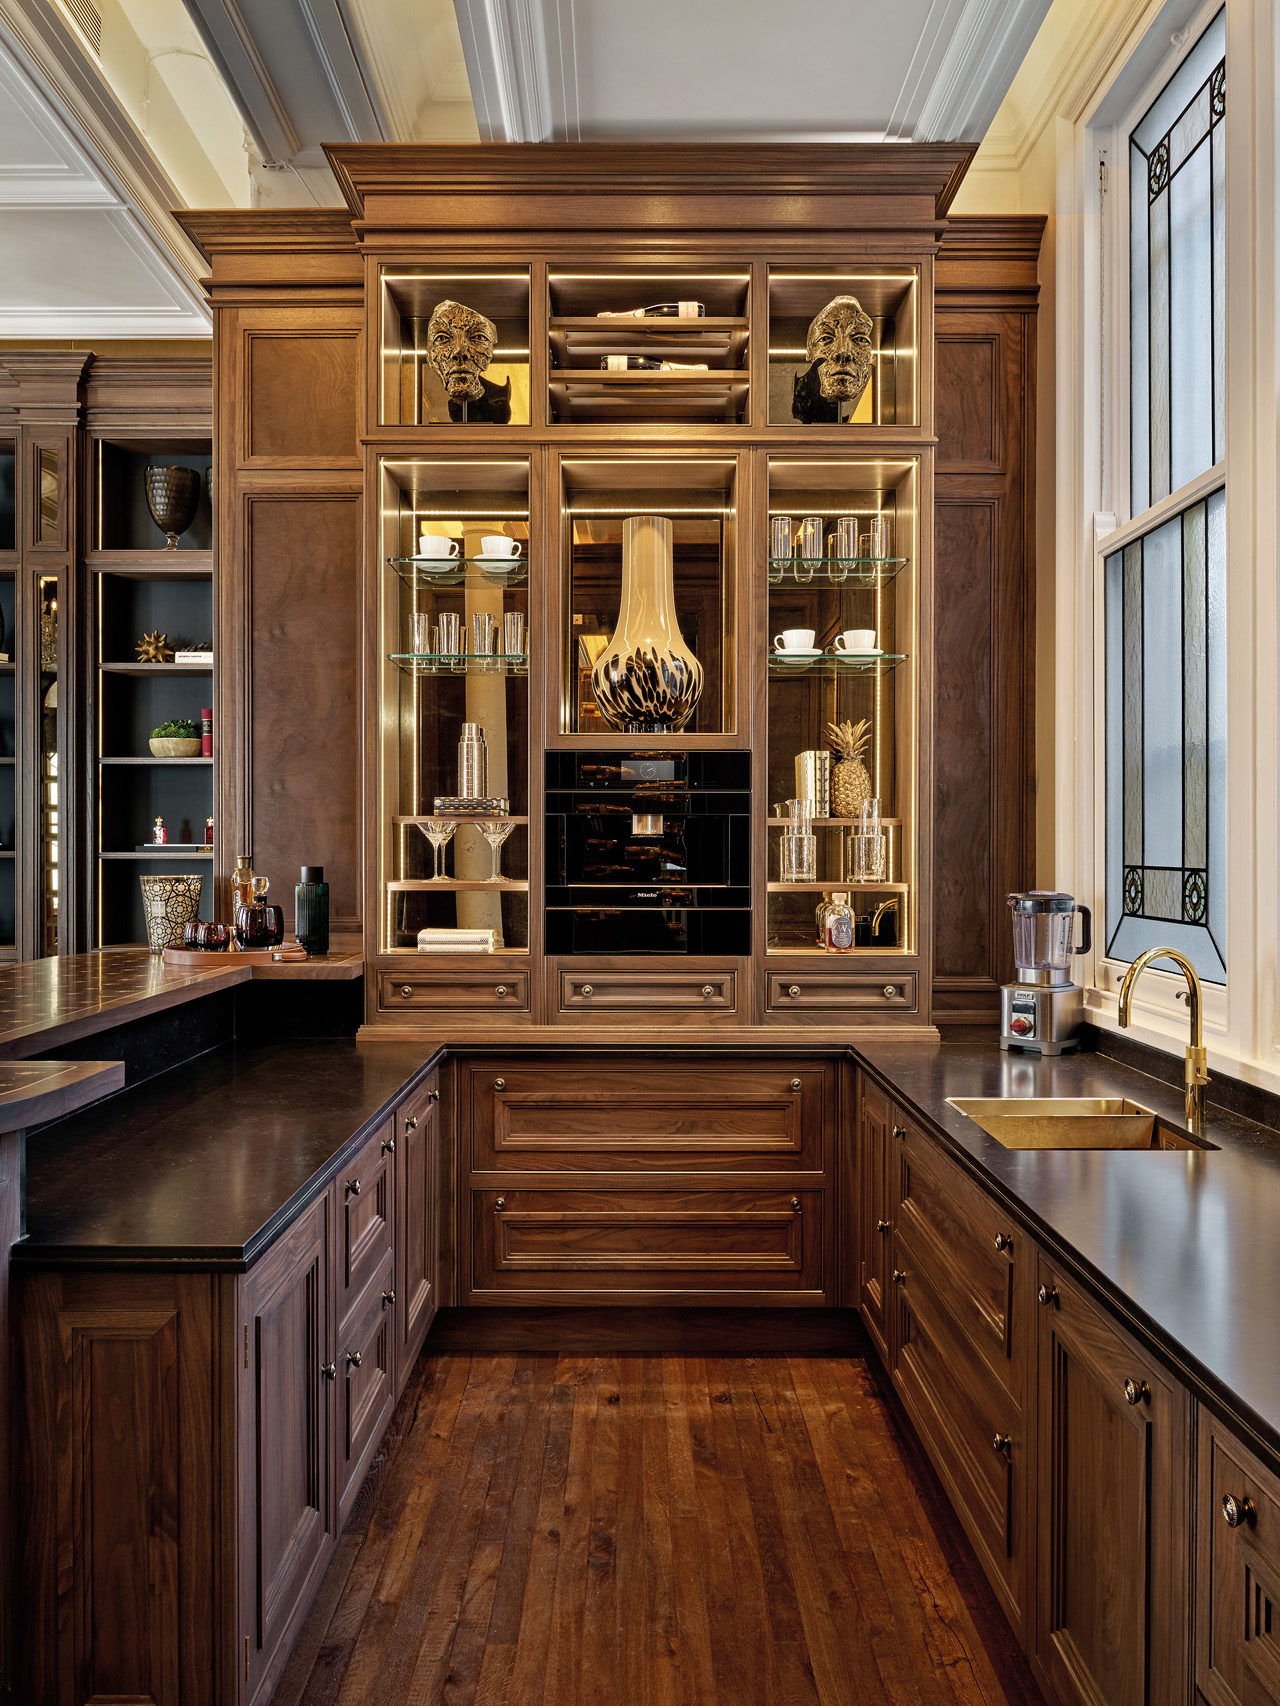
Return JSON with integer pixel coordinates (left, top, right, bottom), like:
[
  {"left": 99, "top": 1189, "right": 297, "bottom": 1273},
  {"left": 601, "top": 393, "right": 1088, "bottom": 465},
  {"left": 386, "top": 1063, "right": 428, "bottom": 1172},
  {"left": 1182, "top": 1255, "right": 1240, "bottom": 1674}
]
[
  {"left": 832, "top": 647, "right": 884, "bottom": 657},
  {"left": 412, "top": 554, "right": 463, "bottom": 569},
  {"left": 772, "top": 647, "right": 822, "bottom": 659},
  {"left": 475, "top": 555, "right": 523, "bottom": 570}
]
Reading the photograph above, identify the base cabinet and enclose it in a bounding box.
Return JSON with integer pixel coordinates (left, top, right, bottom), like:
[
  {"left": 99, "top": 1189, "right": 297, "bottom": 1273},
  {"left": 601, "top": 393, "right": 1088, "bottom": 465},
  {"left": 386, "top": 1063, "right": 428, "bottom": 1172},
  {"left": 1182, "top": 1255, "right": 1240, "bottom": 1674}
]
[
  {"left": 1197, "top": 1413, "right": 1280, "bottom": 1706},
  {"left": 856, "top": 1076, "right": 893, "bottom": 1359},
  {"left": 395, "top": 1068, "right": 440, "bottom": 1378}
]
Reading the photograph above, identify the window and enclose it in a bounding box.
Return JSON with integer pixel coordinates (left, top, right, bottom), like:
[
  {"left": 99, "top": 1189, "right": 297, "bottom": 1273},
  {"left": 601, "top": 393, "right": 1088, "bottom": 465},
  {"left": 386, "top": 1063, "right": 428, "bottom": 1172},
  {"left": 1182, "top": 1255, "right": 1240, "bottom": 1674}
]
[{"left": 1104, "top": 7, "right": 1227, "bottom": 984}]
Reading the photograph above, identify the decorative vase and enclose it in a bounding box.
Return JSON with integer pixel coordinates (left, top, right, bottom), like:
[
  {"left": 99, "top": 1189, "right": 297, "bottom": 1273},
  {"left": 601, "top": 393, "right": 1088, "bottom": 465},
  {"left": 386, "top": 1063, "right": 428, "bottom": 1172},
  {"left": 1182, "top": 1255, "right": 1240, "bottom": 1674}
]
[
  {"left": 144, "top": 466, "right": 201, "bottom": 550},
  {"left": 139, "top": 874, "right": 202, "bottom": 953},
  {"left": 591, "top": 514, "right": 704, "bottom": 734}
]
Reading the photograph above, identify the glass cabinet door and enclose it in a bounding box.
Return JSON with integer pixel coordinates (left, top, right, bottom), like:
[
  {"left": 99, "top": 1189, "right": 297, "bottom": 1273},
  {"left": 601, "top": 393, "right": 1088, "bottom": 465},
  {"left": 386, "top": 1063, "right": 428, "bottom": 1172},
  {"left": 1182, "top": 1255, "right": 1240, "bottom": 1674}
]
[{"left": 377, "top": 458, "right": 531, "bottom": 956}]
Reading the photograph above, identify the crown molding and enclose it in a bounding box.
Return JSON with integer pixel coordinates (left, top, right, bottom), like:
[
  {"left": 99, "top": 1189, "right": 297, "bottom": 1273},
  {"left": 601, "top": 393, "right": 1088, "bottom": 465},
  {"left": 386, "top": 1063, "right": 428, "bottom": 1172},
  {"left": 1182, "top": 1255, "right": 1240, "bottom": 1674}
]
[{"left": 452, "top": 0, "right": 577, "bottom": 142}]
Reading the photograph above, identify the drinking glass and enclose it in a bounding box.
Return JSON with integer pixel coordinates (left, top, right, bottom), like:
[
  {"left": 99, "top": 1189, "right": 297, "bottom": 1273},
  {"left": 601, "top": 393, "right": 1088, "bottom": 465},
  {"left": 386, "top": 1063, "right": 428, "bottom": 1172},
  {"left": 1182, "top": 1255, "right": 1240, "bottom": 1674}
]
[
  {"left": 477, "top": 819, "right": 516, "bottom": 881},
  {"left": 834, "top": 516, "right": 860, "bottom": 581},
  {"left": 472, "top": 611, "right": 497, "bottom": 670},
  {"left": 847, "top": 799, "right": 886, "bottom": 883},
  {"left": 411, "top": 611, "right": 432, "bottom": 655},
  {"left": 420, "top": 819, "right": 457, "bottom": 880},
  {"left": 769, "top": 515, "right": 793, "bottom": 583},
  {"left": 796, "top": 516, "right": 823, "bottom": 584}
]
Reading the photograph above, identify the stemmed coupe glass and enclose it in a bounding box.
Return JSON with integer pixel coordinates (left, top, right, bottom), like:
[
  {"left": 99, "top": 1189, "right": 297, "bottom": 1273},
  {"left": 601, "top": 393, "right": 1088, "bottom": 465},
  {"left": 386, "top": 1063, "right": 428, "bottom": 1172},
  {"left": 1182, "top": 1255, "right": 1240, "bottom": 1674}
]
[
  {"left": 477, "top": 819, "right": 515, "bottom": 882},
  {"left": 419, "top": 819, "right": 457, "bottom": 881}
]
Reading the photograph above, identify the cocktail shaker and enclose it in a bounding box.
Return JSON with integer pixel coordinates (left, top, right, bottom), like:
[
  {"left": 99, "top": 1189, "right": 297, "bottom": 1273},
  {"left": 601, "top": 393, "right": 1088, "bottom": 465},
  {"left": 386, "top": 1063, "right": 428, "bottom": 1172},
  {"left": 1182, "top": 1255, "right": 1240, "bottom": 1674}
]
[
  {"left": 795, "top": 750, "right": 830, "bottom": 819},
  {"left": 458, "top": 723, "right": 488, "bottom": 798}
]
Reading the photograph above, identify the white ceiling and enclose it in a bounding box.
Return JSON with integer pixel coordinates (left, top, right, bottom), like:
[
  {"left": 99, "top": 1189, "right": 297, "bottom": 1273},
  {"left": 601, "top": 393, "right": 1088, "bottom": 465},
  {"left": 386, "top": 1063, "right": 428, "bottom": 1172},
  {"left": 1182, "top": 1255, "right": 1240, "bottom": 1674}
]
[{"left": 0, "top": 0, "right": 1054, "bottom": 337}]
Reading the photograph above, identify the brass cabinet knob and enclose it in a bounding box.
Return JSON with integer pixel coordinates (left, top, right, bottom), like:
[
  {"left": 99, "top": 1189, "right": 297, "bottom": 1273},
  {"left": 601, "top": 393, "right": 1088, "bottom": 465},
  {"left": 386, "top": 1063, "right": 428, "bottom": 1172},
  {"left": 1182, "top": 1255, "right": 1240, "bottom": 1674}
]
[
  {"left": 347, "top": 1350, "right": 362, "bottom": 1369},
  {"left": 321, "top": 1362, "right": 336, "bottom": 1380},
  {"left": 791, "top": 1078, "right": 802, "bottom": 1090},
  {"left": 428, "top": 1089, "right": 440, "bottom": 1103},
  {"left": 399, "top": 985, "right": 413, "bottom": 998},
  {"left": 1222, "top": 1492, "right": 1256, "bottom": 1528},
  {"left": 580, "top": 984, "right": 594, "bottom": 997},
  {"left": 876, "top": 1219, "right": 891, "bottom": 1233},
  {"left": 382, "top": 1288, "right": 396, "bottom": 1309},
  {"left": 702, "top": 984, "right": 715, "bottom": 998},
  {"left": 346, "top": 1178, "right": 361, "bottom": 1197},
  {"left": 788, "top": 985, "right": 802, "bottom": 998},
  {"left": 495, "top": 985, "right": 508, "bottom": 997},
  {"left": 1123, "top": 1378, "right": 1150, "bottom": 1406},
  {"left": 494, "top": 1078, "right": 505, "bottom": 1090},
  {"left": 790, "top": 1197, "right": 801, "bottom": 1213},
  {"left": 994, "top": 1233, "right": 1013, "bottom": 1252},
  {"left": 404, "top": 1115, "right": 418, "bottom": 1131},
  {"left": 1038, "top": 1283, "right": 1059, "bottom": 1307},
  {"left": 992, "top": 1432, "right": 1012, "bottom": 1458},
  {"left": 892, "top": 1269, "right": 906, "bottom": 1285},
  {"left": 892, "top": 1125, "right": 906, "bottom": 1141},
  {"left": 381, "top": 1135, "right": 396, "bottom": 1155},
  {"left": 495, "top": 1196, "right": 505, "bottom": 1210},
  {"left": 883, "top": 985, "right": 896, "bottom": 999}
]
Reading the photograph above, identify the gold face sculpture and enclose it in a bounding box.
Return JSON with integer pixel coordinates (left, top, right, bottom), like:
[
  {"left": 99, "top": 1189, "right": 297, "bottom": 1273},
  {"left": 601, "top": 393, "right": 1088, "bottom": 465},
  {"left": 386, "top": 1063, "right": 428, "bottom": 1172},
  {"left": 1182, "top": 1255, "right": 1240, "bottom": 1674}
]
[
  {"left": 805, "top": 295, "right": 874, "bottom": 406},
  {"left": 427, "top": 299, "right": 498, "bottom": 402}
]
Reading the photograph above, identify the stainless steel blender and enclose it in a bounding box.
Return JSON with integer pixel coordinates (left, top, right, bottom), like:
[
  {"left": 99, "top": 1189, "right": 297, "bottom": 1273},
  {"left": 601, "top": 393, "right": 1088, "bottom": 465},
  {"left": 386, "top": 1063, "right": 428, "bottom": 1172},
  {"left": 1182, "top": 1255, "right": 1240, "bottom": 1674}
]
[{"left": 1000, "top": 891, "right": 1092, "bottom": 1055}]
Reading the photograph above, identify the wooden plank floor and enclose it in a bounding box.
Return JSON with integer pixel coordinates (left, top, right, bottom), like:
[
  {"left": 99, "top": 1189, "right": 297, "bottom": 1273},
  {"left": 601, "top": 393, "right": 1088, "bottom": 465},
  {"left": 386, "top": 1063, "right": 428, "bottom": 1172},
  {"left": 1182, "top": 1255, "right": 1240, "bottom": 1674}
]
[{"left": 273, "top": 1328, "right": 1045, "bottom": 1705}]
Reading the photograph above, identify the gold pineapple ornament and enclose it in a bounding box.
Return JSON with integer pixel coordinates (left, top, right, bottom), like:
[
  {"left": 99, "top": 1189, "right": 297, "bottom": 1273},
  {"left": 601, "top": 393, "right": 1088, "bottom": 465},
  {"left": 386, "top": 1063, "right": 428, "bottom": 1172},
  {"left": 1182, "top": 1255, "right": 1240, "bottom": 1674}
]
[{"left": 826, "top": 719, "right": 872, "bottom": 817}]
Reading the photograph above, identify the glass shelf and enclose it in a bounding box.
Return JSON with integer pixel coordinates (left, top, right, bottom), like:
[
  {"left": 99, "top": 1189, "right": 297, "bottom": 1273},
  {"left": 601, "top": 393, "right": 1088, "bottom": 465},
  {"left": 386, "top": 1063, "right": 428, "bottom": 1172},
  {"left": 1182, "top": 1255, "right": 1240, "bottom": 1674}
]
[
  {"left": 767, "top": 651, "right": 908, "bottom": 676},
  {"left": 387, "top": 556, "right": 528, "bottom": 590},
  {"left": 387, "top": 878, "right": 530, "bottom": 892},
  {"left": 767, "top": 556, "right": 908, "bottom": 588},
  {"left": 766, "top": 880, "right": 908, "bottom": 893},
  {"left": 388, "top": 653, "right": 530, "bottom": 677}
]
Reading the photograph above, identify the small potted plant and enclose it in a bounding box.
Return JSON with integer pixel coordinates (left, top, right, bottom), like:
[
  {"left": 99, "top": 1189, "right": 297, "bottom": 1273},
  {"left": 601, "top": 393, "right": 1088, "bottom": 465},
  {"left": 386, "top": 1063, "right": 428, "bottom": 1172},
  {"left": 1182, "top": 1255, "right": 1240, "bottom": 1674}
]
[{"left": 149, "top": 718, "right": 202, "bottom": 758}]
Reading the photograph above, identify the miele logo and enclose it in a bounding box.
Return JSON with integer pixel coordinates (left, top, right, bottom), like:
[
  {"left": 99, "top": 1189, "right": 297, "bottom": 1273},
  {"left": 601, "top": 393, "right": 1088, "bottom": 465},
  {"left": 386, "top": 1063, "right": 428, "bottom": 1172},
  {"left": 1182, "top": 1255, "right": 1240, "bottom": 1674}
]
[{"left": 636, "top": 891, "right": 659, "bottom": 898}]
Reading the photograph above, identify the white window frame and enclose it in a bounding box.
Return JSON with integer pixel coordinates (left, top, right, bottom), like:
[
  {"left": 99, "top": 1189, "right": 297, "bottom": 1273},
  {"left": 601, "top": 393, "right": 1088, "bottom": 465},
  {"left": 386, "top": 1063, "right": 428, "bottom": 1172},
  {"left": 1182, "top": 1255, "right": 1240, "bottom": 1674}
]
[{"left": 1054, "top": 0, "right": 1278, "bottom": 1083}]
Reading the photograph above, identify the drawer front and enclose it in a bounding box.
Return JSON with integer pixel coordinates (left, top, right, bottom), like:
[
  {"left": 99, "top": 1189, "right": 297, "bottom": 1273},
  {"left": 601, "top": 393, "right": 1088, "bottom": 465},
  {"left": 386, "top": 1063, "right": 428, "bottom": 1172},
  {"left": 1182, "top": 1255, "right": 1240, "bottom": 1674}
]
[
  {"left": 895, "top": 1117, "right": 1022, "bottom": 1403},
  {"left": 337, "top": 1120, "right": 395, "bottom": 1331},
  {"left": 471, "top": 1188, "right": 824, "bottom": 1299},
  {"left": 465, "top": 1058, "right": 831, "bottom": 1174},
  {"left": 557, "top": 967, "right": 737, "bottom": 1021},
  {"left": 893, "top": 1264, "right": 1024, "bottom": 1628},
  {"left": 336, "top": 1255, "right": 396, "bottom": 1524},
  {"left": 379, "top": 970, "right": 529, "bottom": 1013},
  {"left": 1199, "top": 1416, "right": 1280, "bottom": 1706},
  {"left": 767, "top": 972, "right": 916, "bottom": 1014}
]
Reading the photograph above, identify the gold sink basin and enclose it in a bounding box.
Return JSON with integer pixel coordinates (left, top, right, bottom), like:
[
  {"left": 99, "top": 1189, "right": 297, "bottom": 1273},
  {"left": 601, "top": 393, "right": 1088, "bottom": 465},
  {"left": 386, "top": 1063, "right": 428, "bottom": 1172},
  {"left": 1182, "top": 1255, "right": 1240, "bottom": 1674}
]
[{"left": 947, "top": 1097, "right": 1214, "bottom": 1151}]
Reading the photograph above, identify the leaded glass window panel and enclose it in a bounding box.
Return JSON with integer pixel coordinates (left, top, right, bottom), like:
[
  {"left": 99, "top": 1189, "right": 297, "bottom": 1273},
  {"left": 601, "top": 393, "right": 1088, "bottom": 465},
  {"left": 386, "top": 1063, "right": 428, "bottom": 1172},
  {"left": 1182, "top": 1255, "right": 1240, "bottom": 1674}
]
[
  {"left": 1104, "top": 487, "right": 1226, "bottom": 981},
  {"left": 1130, "top": 9, "right": 1225, "bottom": 513}
]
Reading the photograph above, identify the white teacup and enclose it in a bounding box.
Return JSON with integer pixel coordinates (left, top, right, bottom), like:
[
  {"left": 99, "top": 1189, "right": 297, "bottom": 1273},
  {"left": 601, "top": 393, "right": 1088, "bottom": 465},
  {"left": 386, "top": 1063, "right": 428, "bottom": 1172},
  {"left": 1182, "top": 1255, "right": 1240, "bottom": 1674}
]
[
  {"left": 417, "top": 534, "right": 459, "bottom": 559},
  {"left": 834, "top": 628, "right": 877, "bottom": 653},
  {"left": 479, "top": 534, "right": 521, "bottom": 558},
  {"left": 774, "top": 628, "right": 817, "bottom": 652}
]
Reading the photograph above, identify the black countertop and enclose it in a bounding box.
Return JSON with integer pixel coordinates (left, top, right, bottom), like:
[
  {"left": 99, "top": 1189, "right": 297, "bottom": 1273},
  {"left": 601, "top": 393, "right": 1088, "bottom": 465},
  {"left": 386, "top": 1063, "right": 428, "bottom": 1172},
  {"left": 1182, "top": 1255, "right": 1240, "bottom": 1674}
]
[
  {"left": 15, "top": 1039, "right": 440, "bottom": 1269},
  {"left": 855, "top": 1038, "right": 1280, "bottom": 1465}
]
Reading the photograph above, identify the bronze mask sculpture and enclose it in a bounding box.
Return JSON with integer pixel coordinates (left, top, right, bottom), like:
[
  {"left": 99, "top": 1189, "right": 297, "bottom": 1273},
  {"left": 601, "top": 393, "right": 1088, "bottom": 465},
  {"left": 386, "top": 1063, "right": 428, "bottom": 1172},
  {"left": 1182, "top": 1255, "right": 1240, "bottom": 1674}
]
[
  {"left": 426, "top": 298, "right": 512, "bottom": 424},
  {"left": 792, "top": 294, "right": 874, "bottom": 424}
]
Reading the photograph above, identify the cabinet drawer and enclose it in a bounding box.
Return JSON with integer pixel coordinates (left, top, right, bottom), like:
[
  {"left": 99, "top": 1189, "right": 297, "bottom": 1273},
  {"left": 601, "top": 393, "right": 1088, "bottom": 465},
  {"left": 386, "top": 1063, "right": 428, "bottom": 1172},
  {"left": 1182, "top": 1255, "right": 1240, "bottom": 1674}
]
[
  {"left": 379, "top": 970, "right": 528, "bottom": 1013},
  {"left": 336, "top": 1254, "right": 396, "bottom": 1526},
  {"left": 1198, "top": 1414, "right": 1280, "bottom": 1705},
  {"left": 464, "top": 1058, "right": 831, "bottom": 1174},
  {"left": 895, "top": 1117, "right": 1023, "bottom": 1403},
  {"left": 893, "top": 1262, "right": 1024, "bottom": 1629},
  {"left": 557, "top": 967, "right": 737, "bottom": 1022},
  {"left": 337, "top": 1119, "right": 395, "bottom": 1331},
  {"left": 767, "top": 972, "right": 916, "bottom": 1013},
  {"left": 470, "top": 1187, "right": 824, "bottom": 1299}
]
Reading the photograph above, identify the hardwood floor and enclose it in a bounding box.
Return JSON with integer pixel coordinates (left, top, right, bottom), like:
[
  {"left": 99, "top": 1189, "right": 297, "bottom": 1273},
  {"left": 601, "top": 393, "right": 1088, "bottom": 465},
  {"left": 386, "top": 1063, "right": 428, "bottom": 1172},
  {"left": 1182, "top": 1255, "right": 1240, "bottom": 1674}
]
[{"left": 272, "top": 1320, "right": 1045, "bottom": 1705}]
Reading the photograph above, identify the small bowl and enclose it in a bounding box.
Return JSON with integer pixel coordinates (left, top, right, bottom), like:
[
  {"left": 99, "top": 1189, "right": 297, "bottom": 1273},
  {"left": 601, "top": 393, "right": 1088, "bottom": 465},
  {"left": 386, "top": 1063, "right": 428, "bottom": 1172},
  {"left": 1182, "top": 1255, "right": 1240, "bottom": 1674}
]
[{"left": 149, "top": 737, "right": 202, "bottom": 758}]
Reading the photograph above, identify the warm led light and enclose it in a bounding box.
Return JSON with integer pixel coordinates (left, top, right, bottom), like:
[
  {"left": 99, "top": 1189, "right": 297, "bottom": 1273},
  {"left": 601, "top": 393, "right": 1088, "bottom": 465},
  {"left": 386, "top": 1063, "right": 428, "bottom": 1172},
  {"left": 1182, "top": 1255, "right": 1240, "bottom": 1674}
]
[
  {"left": 383, "top": 273, "right": 529, "bottom": 282},
  {"left": 769, "top": 273, "right": 916, "bottom": 283},
  {"left": 549, "top": 273, "right": 750, "bottom": 282}
]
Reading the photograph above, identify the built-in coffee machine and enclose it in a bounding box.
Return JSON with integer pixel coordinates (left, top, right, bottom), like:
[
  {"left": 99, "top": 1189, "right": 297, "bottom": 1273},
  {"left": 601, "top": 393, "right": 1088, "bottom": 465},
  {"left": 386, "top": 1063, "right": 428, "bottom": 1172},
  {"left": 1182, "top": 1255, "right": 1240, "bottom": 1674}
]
[
  {"left": 545, "top": 750, "right": 750, "bottom": 953},
  {"left": 1000, "top": 890, "right": 1091, "bottom": 1055}
]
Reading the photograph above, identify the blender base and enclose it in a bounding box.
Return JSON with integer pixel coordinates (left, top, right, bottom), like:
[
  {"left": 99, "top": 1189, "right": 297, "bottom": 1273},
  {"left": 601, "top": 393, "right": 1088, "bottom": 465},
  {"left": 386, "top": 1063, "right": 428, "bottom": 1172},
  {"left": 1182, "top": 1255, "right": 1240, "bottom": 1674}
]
[{"left": 999, "top": 981, "right": 1084, "bottom": 1055}]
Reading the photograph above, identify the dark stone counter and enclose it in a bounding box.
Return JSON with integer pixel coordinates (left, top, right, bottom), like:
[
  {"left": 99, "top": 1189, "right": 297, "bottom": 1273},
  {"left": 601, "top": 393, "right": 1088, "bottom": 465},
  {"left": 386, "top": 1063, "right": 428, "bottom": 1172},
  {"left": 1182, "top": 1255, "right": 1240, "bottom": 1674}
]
[
  {"left": 855, "top": 1038, "right": 1280, "bottom": 1464},
  {"left": 15, "top": 1039, "right": 440, "bottom": 1269}
]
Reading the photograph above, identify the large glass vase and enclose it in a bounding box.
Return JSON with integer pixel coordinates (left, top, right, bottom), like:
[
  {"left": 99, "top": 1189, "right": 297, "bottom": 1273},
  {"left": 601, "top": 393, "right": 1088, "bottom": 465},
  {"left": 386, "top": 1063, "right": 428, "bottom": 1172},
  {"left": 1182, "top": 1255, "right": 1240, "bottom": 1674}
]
[{"left": 591, "top": 514, "right": 704, "bottom": 733}]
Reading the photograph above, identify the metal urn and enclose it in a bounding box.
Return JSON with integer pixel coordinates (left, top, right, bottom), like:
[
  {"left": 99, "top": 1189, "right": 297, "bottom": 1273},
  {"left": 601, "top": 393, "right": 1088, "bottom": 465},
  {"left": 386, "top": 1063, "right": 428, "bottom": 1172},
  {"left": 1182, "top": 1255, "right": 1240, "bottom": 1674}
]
[
  {"left": 591, "top": 514, "right": 704, "bottom": 734},
  {"left": 144, "top": 465, "right": 202, "bottom": 550}
]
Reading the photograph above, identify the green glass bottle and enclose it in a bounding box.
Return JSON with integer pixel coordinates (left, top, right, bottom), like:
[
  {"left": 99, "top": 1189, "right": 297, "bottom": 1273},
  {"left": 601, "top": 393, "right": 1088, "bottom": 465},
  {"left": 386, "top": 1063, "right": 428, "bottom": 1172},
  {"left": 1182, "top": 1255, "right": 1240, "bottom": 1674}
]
[{"left": 295, "top": 865, "right": 329, "bottom": 955}]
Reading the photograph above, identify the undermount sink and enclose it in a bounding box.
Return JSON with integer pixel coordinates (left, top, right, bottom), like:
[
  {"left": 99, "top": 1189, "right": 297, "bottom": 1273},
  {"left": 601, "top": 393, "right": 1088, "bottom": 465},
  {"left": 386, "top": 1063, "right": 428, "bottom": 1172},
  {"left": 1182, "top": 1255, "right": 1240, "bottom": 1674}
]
[{"left": 947, "top": 1097, "right": 1216, "bottom": 1151}]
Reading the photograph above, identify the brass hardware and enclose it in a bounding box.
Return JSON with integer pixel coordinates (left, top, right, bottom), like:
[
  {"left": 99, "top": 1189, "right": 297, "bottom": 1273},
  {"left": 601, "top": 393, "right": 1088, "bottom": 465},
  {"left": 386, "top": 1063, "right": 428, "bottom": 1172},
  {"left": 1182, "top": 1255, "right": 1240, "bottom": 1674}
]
[
  {"left": 495, "top": 1196, "right": 505, "bottom": 1210},
  {"left": 321, "top": 1362, "right": 336, "bottom": 1380},
  {"left": 788, "top": 984, "right": 802, "bottom": 998},
  {"left": 404, "top": 1115, "right": 418, "bottom": 1131},
  {"left": 346, "top": 1178, "right": 361, "bottom": 1196},
  {"left": 400, "top": 985, "right": 413, "bottom": 998},
  {"left": 790, "top": 1197, "right": 801, "bottom": 1212},
  {"left": 382, "top": 1135, "right": 396, "bottom": 1155},
  {"left": 1222, "top": 1492, "right": 1256, "bottom": 1529},
  {"left": 347, "top": 1349, "right": 362, "bottom": 1369},
  {"left": 1123, "top": 1378, "right": 1150, "bottom": 1406},
  {"left": 1117, "top": 947, "right": 1210, "bottom": 1134},
  {"left": 992, "top": 1432, "right": 1012, "bottom": 1458},
  {"left": 791, "top": 1078, "right": 802, "bottom": 1090},
  {"left": 580, "top": 984, "right": 594, "bottom": 997},
  {"left": 883, "top": 985, "right": 896, "bottom": 998},
  {"left": 382, "top": 1288, "right": 396, "bottom": 1308},
  {"left": 702, "top": 984, "right": 715, "bottom": 998},
  {"left": 495, "top": 985, "right": 507, "bottom": 997},
  {"left": 494, "top": 1078, "right": 505, "bottom": 1089},
  {"left": 892, "top": 1269, "right": 906, "bottom": 1285},
  {"left": 994, "top": 1233, "right": 1013, "bottom": 1252},
  {"left": 876, "top": 1219, "right": 890, "bottom": 1233},
  {"left": 1038, "top": 1283, "right": 1058, "bottom": 1307},
  {"left": 892, "top": 1125, "right": 906, "bottom": 1140},
  {"left": 428, "top": 1089, "right": 440, "bottom": 1102}
]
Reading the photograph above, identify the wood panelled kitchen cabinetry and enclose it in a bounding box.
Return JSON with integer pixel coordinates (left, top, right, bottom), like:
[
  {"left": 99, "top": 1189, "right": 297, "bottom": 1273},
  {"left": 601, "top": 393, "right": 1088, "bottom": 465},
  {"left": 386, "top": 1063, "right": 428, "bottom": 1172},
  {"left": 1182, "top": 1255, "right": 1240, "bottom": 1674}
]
[{"left": 1198, "top": 1411, "right": 1280, "bottom": 1705}]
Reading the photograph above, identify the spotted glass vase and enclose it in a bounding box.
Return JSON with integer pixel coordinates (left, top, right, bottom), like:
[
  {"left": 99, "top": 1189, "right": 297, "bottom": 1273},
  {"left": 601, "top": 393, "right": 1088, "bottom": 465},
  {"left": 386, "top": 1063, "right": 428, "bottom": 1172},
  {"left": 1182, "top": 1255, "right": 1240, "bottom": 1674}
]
[{"left": 591, "top": 514, "right": 704, "bottom": 734}]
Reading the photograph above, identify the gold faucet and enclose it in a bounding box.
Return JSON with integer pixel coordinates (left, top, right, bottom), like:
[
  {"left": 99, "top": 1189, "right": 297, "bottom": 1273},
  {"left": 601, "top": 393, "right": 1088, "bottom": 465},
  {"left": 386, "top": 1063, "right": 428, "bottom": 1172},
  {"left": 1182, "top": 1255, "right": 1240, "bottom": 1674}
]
[{"left": 1117, "top": 947, "right": 1210, "bottom": 1133}]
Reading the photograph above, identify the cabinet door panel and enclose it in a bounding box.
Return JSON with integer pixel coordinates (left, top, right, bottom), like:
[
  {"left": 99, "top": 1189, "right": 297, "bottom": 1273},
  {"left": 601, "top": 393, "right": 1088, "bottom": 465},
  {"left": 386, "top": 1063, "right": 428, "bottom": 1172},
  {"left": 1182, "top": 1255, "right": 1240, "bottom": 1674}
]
[
  {"left": 1198, "top": 1414, "right": 1280, "bottom": 1706},
  {"left": 337, "top": 1256, "right": 396, "bottom": 1526},
  {"left": 856, "top": 1073, "right": 892, "bottom": 1362},
  {"left": 395, "top": 1071, "right": 439, "bottom": 1388},
  {"left": 337, "top": 1118, "right": 394, "bottom": 1332},
  {"left": 1035, "top": 1259, "right": 1189, "bottom": 1706}
]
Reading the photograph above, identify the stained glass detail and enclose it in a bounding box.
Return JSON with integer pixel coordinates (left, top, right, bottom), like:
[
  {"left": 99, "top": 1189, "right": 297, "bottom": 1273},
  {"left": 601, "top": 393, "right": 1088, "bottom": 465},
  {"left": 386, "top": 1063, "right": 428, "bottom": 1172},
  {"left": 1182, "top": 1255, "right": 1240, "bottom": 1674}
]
[
  {"left": 1105, "top": 489, "right": 1226, "bottom": 982},
  {"left": 1131, "top": 10, "right": 1225, "bottom": 512}
]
